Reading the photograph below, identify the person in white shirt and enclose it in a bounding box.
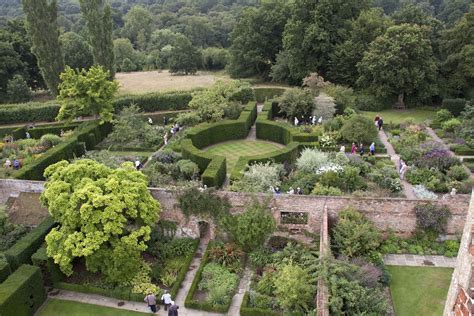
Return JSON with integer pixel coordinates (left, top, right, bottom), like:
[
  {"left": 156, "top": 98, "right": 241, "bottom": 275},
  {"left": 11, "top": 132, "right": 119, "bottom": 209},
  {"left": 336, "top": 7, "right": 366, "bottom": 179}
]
[
  {"left": 294, "top": 117, "right": 299, "bottom": 126},
  {"left": 161, "top": 290, "right": 172, "bottom": 311}
]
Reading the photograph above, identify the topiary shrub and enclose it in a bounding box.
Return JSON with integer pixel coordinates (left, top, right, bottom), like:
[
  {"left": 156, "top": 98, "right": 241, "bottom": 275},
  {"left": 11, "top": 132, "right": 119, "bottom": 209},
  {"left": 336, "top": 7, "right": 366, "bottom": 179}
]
[
  {"left": 435, "top": 109, "right": 453, "bottom": 123},
  {"left": 340, "top": 115, "right": 378, "bottom": 144}
]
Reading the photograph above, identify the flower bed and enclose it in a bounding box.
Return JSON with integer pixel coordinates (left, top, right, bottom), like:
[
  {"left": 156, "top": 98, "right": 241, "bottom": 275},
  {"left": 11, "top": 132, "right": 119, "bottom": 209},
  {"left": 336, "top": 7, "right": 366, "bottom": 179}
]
[{"left": 185, "top": 241, "right": 245, "bottom": 313}]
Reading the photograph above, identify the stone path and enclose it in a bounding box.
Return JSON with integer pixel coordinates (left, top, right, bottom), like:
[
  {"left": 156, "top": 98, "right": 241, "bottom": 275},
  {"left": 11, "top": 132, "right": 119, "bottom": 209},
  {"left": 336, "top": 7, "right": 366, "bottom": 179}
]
[
  {"left": 378, "top": 129, "right": 416, "bottom": 199},
  {"left": 228, "top": 266, "right": 252, "bottom": 315},
  {"left": 245, "top": 103, "right": 264, "bottom": 141},
  {"left": 384, "top": 254, "right": 456, "bottom": 268}
]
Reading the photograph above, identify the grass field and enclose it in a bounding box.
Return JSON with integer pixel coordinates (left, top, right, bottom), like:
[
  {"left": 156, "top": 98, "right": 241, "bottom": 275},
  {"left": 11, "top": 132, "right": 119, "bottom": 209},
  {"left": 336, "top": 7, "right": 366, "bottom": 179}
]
[
  {"left": 361, "top": 109, "right": 436, "bottom": 124},
  {"left": 205, "top": 140, "right": 283, "bottom": 172},
  {"left": 387, "top": 266, "right": 452, "bottom": 316},
  {"left": 116, "top": 70, "right": 230, "bottom": 95},
  {"left": 38, "top": 299, "right": 148, "bottom": 316}
]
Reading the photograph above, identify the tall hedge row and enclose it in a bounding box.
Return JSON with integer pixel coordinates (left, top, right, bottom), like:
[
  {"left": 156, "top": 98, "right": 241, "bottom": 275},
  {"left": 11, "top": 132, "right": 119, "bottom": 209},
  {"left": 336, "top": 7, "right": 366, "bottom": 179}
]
[
  {"left": 4, "top": 217, "right": 56, "bottom": 271},
  {"left": 0, "top": 265, "right": 46, "bottom": 316},
  {"left": 202, "top": 156, "right": 226, "bottom": 188},
  {"left": 253, "top": 87, "right": 286, "bottom": 103},
  {"left": 15, "top": 121, "right": 112, "bottom": 180},
  {"left": 11, "top": 123, "right": 80, "bottom": 140},
  {"left": 0, "top": 89, "right": 197, "bottom": 125}
]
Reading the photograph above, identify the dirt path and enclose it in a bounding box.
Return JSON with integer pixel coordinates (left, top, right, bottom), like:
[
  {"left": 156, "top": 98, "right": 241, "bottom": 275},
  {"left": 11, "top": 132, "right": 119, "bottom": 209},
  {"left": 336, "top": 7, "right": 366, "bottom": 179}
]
[{"left": 378, "top": 130, "right": 417, "bottom": 199}]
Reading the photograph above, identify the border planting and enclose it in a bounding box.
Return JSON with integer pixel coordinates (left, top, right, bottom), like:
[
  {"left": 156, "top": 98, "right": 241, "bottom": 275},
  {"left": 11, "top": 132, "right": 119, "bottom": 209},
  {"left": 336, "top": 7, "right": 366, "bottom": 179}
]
[
  {"left": 253, "top": 87, "right": 286, "bottom": 103},
  {"left": 181, "top": 103, "right": 257, "bottom": 187}
]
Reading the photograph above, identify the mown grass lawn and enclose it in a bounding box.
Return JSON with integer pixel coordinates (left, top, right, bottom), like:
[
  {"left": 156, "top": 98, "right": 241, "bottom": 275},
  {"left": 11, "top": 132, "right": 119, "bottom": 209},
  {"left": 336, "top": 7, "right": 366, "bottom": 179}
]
[
  {"left": 38, "top": 299, "right": 148, "bottom": 316},
  {"left": 387, "top": 266, "right": 452, "bottom": 316},
  {"left": 361, "top": 109, "right": 436, "bottom": 124},
  {"left": 204, "top": 140, "right": 283, "bottom": 172}
]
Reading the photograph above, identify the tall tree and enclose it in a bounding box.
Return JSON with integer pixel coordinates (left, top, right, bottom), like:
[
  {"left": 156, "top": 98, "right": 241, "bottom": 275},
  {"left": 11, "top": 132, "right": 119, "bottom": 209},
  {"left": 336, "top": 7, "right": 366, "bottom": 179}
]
[
  {"left": 279, "top": 0, "right": 370, "bottom": 84},
  {"left": 0, "top": 42, "right": 25, "bottom": 100},
  {"left": 440, "top": 5, "right": 474, "bottom": 98},
  {"left": 80, "top": 0, "right": 115, "bottom": 77},
  {"left": 22, "top": 0, "right": 64, "bottom": 95},
  {"left": 227, "top": 0, "right": 289, "bottom": 78},
  {"left": 328, "top": 8, "right": 393, "bottom": 85},
  {"left": 60, "top": 32, "right": 94, "bottom": 70},
  {"left": 122, "top": 5, "right": 153, "bottom": 50},
  {"left": 357, "top": 24, "right": 438, "bottom": 108},
  {"left": 168, "top": 36, "right": 201, "bottom": 75}
]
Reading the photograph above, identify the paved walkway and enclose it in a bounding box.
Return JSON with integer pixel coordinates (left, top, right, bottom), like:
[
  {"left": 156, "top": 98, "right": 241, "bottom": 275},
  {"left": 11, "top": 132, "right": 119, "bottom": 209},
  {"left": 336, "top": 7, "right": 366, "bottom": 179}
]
[
  {"left": 384, "top": 254, "right": 456, "bottom": 268},
  {"left": 378, "top": 130, "right": 416, "bottom": 199},
  {"left": 228, "top": 266, "right": 252, "bottom": 315}
]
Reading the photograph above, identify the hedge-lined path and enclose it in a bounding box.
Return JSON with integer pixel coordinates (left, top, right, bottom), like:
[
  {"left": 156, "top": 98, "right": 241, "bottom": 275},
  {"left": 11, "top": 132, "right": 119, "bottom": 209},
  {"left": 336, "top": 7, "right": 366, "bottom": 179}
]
[
  {"left": 378, "top": 130, "right": 416, "bottom": 199},
  {"left": 228, "top": 266, "right": 252, "bottom": 315},
  {"left": 384, "top": 254, "right": 456, "bottom": 268},
  {"left": 245, "top": 103, "right": 264, "bottom": 141}
]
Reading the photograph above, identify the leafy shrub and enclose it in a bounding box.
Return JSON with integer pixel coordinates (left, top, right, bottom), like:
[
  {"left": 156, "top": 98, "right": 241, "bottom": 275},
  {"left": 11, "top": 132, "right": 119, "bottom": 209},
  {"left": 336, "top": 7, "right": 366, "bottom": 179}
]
[
  {"left": 0, "top": 207, "right": 28, "bottom": 251},
  {"left": 276, "top": 88, "right": 315, "bottom": 120},
  {"left": 447, "top": 165, "right": 469, "bottom": 181},
  {"left": 39, "top": 134, "right": 63, "bottom": 147},
  {"left": 323, "top": 84, "right": 355, "bottom": 113},
  {"left": 405, "top": 167, "right": 440, "bottom": 185},
  {"left": 413, "top": 185, "right": 438, "bottom": 200},
  {"left": 414, "top": 203, "right": 451, "bottom": 235},
  {"left": 7, "top": 75, "right": 32, "bottom": 103},
  {"left": 332, "top": 208, "right": 381, "bottom": 259},
  {"left": 223, "top": 201, "right": 276, "bottom": 252},
  {"left": 153, "top": 149, "right": 181, "bottom": 164},
  {"left": 178, "top": 187, "right": 230, "bottom": 219},
  {"left": 354, "top": 93, "right": 382, "bottom": 111},
  {"left": 441, "top": 118, "right": 462, "bottom": 132},
  {"left": 160, "top": 238, "right": 196, "bottom": 259},
  {"left": 248, "top": 290, "right": 276, "bottom": 309},
  {"left": 176, "top": 159, "right": 199, "bottom": 180},
  {"left": 283, "top": 172, "right": 319, "bottom": 194},
  {"left": 415, "top": 149, "right": 459, "bottom": 171},
  {"left": 231, "top": 162, "right": 284, "bottom": 193},
  {"left": 208, "top": 242, "right": 243, "bottom": 271},
  {"left": 295, "top": 148, "right": 329, "bottom": 173},
  {"left": 175, "top": 111, "right": 201, "bottom": 127},
  {"left": 442, "top": 98, "right": 467, "bottom": 116},
  {"left": 367, "top": 167, "right": 402, "bottom": 192},
  {"left": 274, "top": 262, "right": 314, "bottom": 312},
  {"left": 340, "top": 115, "right": 378, "bottom": 144},
  {"left": 248, "top": 248, "right": 273, "bottom": 269},
  {"left": 311, "top": 183, "right": 343, "bottom": 196},
  {"left": 199, "top": 263, "right": 238, "bottom": 307},
  {"left": 435, "top": 109, "right": 453, "bottom": 123}
]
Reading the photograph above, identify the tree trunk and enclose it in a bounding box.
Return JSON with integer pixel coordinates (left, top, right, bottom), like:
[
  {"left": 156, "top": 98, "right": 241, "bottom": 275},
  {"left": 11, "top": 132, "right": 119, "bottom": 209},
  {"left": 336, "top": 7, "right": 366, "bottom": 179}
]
[{"left": 397, "top": 93, "right": 405, "bottom": 109}]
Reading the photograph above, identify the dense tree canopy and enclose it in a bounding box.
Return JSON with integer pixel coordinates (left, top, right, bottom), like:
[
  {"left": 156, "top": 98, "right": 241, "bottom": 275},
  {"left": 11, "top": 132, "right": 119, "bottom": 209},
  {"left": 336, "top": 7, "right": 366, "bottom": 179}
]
[
  {"left": 56, "top": 65, "right": 119, "bottom": 122},
  {"left": 41, "top": 159, "right": 160, "bottom": 283},
  {"left": 60, "top": 32, "right": 94, "bottom": 71}
]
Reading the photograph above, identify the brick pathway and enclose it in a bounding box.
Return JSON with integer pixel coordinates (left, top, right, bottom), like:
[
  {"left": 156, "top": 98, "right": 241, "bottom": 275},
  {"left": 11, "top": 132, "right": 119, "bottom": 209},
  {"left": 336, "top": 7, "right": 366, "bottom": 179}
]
[
  {"left": 384, "top": 254, "right": 456, "bottom": 268},
  {"left": 228, "top": 266, "right": 252, "bottom": 315},
  {"left": 378, "top": 130, "right": 416, "bottom": 199}
]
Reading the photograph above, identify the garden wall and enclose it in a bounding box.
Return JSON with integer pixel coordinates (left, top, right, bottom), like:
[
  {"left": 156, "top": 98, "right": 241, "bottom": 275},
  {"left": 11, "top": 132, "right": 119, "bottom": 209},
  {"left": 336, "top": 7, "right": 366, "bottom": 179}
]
[
  {"left": 0, "top": 180, "right": 471, "bottom": 238},
  {"left": 443, "top": 192, "right": 474, "bottom": 316}
]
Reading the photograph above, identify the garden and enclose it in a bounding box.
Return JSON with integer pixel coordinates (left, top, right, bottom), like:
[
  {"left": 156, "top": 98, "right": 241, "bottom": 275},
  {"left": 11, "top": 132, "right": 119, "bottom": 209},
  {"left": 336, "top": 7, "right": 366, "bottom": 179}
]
[{"left": 385, "top": 118, "right": 473, "bottom": 198}]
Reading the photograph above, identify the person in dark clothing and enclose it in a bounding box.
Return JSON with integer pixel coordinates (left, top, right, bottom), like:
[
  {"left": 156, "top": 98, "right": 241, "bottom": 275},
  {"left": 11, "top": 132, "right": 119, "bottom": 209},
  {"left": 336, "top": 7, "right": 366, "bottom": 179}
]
[
  {"left": 168, "top": 301, "right": 179, "bottom": 316},
  {"left": 377, "top": 117, "right": 384, "bottom": 131},
  {"left": 163, "top": 116, "right": 168, "bottom": 126},
  {"left": 359, "top": 143, "right": 365, "bottom": 156},
  {"left": 144, "top": 293, "right": 158, "bottom": 313}
]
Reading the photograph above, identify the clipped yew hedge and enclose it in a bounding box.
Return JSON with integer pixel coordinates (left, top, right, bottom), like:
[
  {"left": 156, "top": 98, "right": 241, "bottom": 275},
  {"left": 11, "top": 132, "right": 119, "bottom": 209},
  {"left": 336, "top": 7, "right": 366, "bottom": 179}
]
[
  {"left": 0, "top": 101, "right": 60, "bottom": 125},
  {"left": 202, "top": 156, "right": 226, "bottom": 188},
  {"left": 0, "top": 264, "right": 46, "bottom": 316}
]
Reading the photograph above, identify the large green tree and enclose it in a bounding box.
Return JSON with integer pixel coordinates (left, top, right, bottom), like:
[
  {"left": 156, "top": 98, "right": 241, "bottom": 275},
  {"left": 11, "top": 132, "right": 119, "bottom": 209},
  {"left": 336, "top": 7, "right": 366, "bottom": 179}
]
[
  {"left": 56, "top": 65, "right": 119, "bottom": 122},
  {"left": 227, "top": 0, "right": 289, "bottom": 78},
  {"left": 328, "top": 8, "right": 393, "bottom": 85},
  {"left": 0, "top": 42, "right": 25, "bottom": 100},
  {"left": 22, "top": 0, "right": 64, "bottom": 95},
  {"left": 60, "top": 32, "right": 94, "bottom": 71},
  {"left": 41, "top": 159, "right": 160, "bottom": 283},
  {"left": 278, "top": 0, "right": 370, "bottom": 83},
  {"left": 357, "top": 24, "right": 438, "bottom": 108},
  {"left": 122, "top": 5, "right": 153, "bottom": 50},
  {"left": 80, "top": 0, "right": 115, "bottom": 77},
  {"left": 168, "top": 36, "right": 201, "bottom": 75},
  {"left": 440, "top": 5, "right": 474, "bottom": 98}
]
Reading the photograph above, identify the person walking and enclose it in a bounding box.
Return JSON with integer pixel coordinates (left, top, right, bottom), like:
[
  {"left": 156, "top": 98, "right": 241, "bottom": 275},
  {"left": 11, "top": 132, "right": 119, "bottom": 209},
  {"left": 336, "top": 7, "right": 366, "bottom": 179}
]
[
  {"left": 377, "top": 117, "right": 384, "bottom": 131},
  {"left": 13, "top": 159, "right": 20, "bottom": 170},
  {"left": 399, "top": 162, "right": 408, "bottom": 180},
  {"left": 294, "top": 117, "right": 299, "bottom": 126},
  {"left": 4, "top": 159, "right": 11, "bottom": 168},
  {"left": 168, "top": 301, "right": 179, "bottom": 316},
  {"left": 161, "top": 290, "right": 172, "bottom": 311},
  {"left": 359, "top": 143, "right": 365, "bottom": 156},
  {"left": 374, "top": 114, "right": 380, "bottom": 126},
  {"left": 351, "top": 143, "right": 357, "bottom": 154},
  {"left": 369, "top": 142, "right": 375, "bottom": 155},
  {"left": 144, "top": 292, "right": 158, "bottom": 313},
  {"left": 340, "top": 145, "right": 345, "bottom": 153}
]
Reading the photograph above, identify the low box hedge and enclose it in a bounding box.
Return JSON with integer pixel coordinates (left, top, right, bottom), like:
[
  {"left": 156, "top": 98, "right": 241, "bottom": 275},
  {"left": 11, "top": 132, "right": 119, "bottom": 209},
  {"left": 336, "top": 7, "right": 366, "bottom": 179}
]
[
  {"left": 0, "top": 264, "right": 46, "bottom": 316},
  {"left": 450, "top": 144, "right": 474, "bottom": 156},
  {"left": 4, "top": 217, "right": 56, "bottom": 271},
  {"left": 0, "top": 255, "right": 11, "bottom": 283},
  {"left": 54, "top": 281, "right": 142, "bottom": 302},
  {"left": 240, "top": 291, "right": 285, "bottom": 316}
]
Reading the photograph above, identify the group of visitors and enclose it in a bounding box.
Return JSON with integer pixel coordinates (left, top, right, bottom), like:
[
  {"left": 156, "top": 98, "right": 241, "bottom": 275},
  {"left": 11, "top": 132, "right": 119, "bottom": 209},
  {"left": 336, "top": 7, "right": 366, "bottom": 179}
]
[
  {"left": 293, "top": 115, "right": 323, "bottom": 126},
  {"left": 350, "top": 142, "right": 376, "bottom": 156},
  {"left": 144, "top": 290, "right": 179, "bottom": 315},
  {"left": 287, "top": 187, "right": 304, "bottom": 195},
  {"left": 374, "top": 114, "right": 384, "bottom": 131},
  {"left": 3, "top": 158, "right": 21, "bottom": 170}
]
